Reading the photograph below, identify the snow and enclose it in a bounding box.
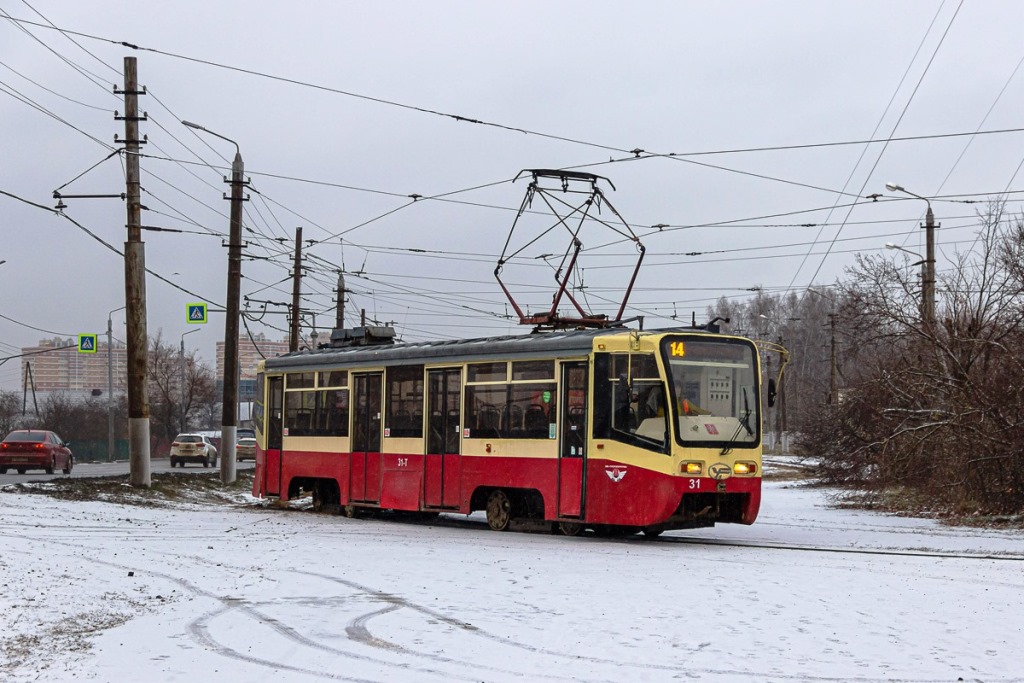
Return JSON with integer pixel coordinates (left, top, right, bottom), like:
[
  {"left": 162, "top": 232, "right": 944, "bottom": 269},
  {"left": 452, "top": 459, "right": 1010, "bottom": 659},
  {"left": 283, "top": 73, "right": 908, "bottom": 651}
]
[{"left": 2, "top": 480, "right": 1023, "bottom": 682}]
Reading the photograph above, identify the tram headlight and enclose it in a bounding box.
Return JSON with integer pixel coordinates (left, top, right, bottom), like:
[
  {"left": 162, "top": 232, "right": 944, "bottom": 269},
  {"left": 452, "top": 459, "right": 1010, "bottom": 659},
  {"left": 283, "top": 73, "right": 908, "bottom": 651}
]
[
  {"left": 733, "top": 461, "right": 757, "bottom": 475},
  {"left": 682, "top": 461, "right": 703, "bottom": 475}
]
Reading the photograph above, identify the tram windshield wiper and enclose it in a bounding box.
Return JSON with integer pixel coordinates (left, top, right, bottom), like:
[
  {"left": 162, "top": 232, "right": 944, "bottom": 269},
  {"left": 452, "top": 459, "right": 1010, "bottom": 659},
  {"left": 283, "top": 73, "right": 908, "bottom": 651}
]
[
  {"left": 739, "top": 387, "right": 754, "bottom": 436},
  {"left": 720, "top": 387, "right": 753, "bottom": 456}
]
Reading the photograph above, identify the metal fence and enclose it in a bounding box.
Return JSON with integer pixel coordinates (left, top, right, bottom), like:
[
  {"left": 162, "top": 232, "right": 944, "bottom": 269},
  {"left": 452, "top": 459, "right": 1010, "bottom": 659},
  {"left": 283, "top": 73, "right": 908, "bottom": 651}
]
[{"left": 70, "top": 439, "right": 129, "bottom": 462}]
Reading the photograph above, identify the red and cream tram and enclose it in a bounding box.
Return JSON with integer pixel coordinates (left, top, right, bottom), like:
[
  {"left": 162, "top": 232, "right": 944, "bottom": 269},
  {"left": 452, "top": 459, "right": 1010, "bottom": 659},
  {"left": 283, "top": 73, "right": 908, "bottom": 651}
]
[{"left": 252, "top": 326, "right": 767, "bottom": 536}]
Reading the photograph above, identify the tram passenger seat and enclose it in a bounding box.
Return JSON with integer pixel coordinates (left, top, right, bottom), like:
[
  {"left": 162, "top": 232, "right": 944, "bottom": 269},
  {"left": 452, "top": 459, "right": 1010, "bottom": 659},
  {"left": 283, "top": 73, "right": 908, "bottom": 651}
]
[
  {"left": 502, "top": 404, "right": 523, "bottom": 432},
  {"left": 524, "top": 405, "right": 547, "bottom": 433}
]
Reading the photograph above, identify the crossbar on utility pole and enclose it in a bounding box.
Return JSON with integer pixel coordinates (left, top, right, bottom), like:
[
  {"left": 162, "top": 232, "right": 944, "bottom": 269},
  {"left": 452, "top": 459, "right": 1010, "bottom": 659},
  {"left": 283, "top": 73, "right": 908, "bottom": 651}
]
[{"left": 119, "top": 56, "right": 151, "bottom": 487}]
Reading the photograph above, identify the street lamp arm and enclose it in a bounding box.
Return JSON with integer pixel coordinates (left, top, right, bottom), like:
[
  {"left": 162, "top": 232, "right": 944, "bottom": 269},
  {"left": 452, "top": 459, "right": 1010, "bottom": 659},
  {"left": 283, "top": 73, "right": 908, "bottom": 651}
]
[
  {"left": 883, "top": 183, "right": 937, "bottom": 328},
  {"left": 885, "top": 182, "right": 932, "bottom": 215},
  {"left": 885, "top": 242, "right": 924, "bottom": 260},
  {"left": 181, "top": 120, "right": 240, "bottom": 156}
]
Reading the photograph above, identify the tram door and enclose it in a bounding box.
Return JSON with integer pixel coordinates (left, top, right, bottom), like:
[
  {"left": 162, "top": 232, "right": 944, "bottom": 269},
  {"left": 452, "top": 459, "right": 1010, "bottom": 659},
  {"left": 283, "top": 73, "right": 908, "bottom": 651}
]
[
  {"left": 425, "top": 368, "right": 461, "bottom": 508},
  {"left": 351, "top": 372, "right": 383, "bottom": 503},
  {"left": 263, "top": 376, "right": 284, "bottom": 497},
  {"left": 557, "top": 362, "right": 588, "bottom": 518}
]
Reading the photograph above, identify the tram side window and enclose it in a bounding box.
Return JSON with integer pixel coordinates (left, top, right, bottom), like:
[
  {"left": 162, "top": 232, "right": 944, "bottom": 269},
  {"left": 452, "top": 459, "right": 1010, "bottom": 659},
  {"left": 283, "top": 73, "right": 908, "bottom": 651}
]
[
  {"left": 385, "top": 365, "right": 424, "bottom": 438},
  {"left": 318, "top": 370, "right": 347, "bottom": 388},
  {"left": 254, "top": 373, "right": 266, "bottom": 436},
  {"left": 285, "top": 391, "right": 317, "bottom": 436},
  {"left": 464, "top": 360, "right": 557, "bottom": 440},
  {"left": 509, "top": 383, "right": 556, "bottom": 438},
  {"left": 287, "top": 372, "right": 315, "bottom": 390},
  {"left": 592, "top": 353, "right": 668, "bottom": 452},
  {"left": 317, "top": 388, "right": 349, "bottom": 437},
  {"left": 465, "top": 384, "right": 505, "bottom": 439}
]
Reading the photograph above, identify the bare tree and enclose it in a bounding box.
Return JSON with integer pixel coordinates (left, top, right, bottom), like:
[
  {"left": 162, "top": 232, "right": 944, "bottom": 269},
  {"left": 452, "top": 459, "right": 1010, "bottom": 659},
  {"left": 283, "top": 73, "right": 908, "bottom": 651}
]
[
  {"left": 0, "top": 391, "right": 23, "bottom": 435},
  {"left": 147, "top": 331, "right": 219, "bottom": 442},
  {"left": 802, "top": 202, "right": 1024, "bottom": 515}
]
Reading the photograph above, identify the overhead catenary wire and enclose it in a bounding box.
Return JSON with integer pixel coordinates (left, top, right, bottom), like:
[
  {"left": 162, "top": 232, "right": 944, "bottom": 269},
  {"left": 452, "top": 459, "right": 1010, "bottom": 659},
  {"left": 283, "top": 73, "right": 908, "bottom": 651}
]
[{"left": 5, "top": 7, "right": 1024, "bottom": 349}]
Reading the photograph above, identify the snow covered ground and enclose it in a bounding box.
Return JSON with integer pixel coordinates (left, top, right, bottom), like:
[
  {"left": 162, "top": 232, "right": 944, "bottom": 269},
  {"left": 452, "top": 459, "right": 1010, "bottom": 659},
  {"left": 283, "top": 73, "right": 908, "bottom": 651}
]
[{"left": 1, "top": 478, "right": 1023, "bottom": 683}]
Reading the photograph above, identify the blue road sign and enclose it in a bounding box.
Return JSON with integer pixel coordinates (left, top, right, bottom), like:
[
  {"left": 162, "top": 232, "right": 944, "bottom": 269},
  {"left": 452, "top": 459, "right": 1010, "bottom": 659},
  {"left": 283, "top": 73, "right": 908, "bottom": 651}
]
[
  {"left": 78, "top": 333, "right": 98, "bottom": 354},
  {"left": 187, "top": 303, "right": 208, "bottom": 324}
]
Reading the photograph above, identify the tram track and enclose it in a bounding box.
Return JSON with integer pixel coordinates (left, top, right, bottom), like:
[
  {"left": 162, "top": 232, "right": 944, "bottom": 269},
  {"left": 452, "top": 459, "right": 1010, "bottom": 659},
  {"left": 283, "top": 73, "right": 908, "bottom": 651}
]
[{"left": 650, "top": 534, "right": 1024, "bottom": 562}]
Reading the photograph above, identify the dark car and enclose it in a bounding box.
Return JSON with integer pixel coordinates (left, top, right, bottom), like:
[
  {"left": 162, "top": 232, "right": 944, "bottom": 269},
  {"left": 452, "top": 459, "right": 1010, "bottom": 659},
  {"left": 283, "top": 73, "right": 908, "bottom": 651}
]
[{"left": 0, "top": 430, "right": 74, "bottom": 475}]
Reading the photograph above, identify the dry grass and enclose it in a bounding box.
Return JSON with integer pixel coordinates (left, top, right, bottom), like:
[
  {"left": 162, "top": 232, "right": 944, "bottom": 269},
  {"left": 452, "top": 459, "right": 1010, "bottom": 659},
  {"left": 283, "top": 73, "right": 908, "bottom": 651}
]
[
  {"left": 1, "top": 470, "right": 257, "bottom": 509},
  {"left": 831, "top": 486, "right": 1024, "bottom": 529}
]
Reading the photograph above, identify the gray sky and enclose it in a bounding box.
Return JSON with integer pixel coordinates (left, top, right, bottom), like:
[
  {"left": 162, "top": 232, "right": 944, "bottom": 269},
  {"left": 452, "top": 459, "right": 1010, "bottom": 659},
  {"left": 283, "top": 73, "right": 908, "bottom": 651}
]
[{"left": 3, "top": 0, "right": 1023, "bottom": 389}]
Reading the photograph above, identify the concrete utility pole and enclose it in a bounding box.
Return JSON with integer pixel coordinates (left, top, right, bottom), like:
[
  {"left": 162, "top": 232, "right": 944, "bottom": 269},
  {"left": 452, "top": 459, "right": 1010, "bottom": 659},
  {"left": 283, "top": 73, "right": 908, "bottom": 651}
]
[
  {"left": 221, "top": 143, "right": 245, "bottom": 485},
  {"left": 886, "top": 183, "right": 937, "bottom": 329},
  {"left": 923, "top": 206, "right": 936, "bottom": 329},
  {"left": 289, "top": 226, "right": 303, "bottom": 352},
  {"left": 119, "top": 56, "right": 151, "bottom": 487},
  {"left": 180, "top": 119, "right": 246, "bottom": 484}
]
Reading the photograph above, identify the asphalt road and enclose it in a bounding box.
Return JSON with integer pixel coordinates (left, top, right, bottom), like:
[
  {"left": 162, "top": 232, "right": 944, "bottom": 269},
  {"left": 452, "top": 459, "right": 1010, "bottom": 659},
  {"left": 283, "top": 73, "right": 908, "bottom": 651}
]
[{"left": 0, "top": 458, "right": 255, "bottom": 487}]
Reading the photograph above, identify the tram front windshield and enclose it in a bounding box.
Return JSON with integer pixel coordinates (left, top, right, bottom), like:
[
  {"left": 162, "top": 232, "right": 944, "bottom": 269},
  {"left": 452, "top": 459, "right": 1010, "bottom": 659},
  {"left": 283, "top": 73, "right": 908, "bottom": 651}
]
[{"left": 661, "top": 337, "right": 759, "bottom": 448}]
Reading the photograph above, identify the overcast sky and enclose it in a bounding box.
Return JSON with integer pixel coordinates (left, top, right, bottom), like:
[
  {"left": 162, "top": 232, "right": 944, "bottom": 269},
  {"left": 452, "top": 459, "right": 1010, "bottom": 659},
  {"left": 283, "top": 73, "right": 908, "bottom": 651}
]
[{"left": 3, "top": 0, "right": 1023, "bottom": 390}]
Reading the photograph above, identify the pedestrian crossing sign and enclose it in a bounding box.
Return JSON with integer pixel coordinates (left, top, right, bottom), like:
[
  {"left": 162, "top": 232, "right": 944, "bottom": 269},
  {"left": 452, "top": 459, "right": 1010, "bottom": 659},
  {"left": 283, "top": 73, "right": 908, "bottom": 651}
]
[
  {"left": 187, "top": 303, "right": 208, "bottom": 324},
  {"left": 78, "top": 333, "right": 98, "bottom": 354}
]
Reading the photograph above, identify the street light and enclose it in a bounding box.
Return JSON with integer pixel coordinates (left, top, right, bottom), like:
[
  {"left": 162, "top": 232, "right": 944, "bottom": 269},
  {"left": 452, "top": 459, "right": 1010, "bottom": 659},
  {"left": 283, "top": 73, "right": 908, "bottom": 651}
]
[
  {"left": 885, "top": 242, "right": 925, "bottom": 263},
  {"left": 180, "top": 328, "right": 200, "bottom": 434},
  {"left": 884, "top": 183, "right": 936, "bottom": 327},
  {"left": 182, "top": 119, "right": 246, "bottom": 485},
  {"left": 107, "top": 305, "right": 126, "bottom": 462}
]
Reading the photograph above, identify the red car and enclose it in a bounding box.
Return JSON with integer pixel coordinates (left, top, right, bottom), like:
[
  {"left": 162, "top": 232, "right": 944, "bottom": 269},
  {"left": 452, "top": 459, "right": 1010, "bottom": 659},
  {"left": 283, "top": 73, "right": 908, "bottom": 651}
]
[{"left": 0, "top": 430, "right": 74, "bottom": 475}]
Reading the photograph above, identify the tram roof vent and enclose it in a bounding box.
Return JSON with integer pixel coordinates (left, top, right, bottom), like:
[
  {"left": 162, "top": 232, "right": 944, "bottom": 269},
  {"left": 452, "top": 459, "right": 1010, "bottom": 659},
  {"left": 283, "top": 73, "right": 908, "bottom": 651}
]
[{"left": 328, "top": 325, "right": 396, "bottom": 348}]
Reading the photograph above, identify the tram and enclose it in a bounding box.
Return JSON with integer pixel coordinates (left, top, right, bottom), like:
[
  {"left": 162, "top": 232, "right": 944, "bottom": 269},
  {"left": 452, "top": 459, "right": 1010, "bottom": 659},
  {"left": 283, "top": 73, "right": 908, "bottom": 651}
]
[{"left": 251, "top": 325, "right": 770, "bottom": 536}]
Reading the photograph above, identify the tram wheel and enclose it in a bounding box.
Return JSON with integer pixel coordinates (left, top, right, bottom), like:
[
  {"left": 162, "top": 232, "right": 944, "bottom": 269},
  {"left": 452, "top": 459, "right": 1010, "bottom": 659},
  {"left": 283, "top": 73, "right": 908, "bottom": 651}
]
[
  {"left": 486, "top": 490, "right": 513, "bottom": 531},
  {"left": 558, "top": 521, "right": 584, "bottom": 536},
  {"left": 342, "top": 504, "right": 359, "bottom": 518},
  {"left": 642, "top": 525, "right": 665, "bottom": 538}
]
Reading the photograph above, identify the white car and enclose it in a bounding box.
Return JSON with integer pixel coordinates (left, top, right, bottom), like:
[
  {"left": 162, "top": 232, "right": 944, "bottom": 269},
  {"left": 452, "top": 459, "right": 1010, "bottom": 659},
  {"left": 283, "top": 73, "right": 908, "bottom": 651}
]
[{"left": 169, "top": 434, "right": 218, "bottom": 468}]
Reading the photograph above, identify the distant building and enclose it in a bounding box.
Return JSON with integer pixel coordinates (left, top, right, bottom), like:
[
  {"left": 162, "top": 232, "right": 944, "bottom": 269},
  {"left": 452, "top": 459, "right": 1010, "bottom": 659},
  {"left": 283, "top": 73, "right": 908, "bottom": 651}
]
[
  {"left": 20, "top": 337, "right": 127, "bottom": 398},
  {"left": 216, "top": 333, "right": 297, "bottom": 401}
]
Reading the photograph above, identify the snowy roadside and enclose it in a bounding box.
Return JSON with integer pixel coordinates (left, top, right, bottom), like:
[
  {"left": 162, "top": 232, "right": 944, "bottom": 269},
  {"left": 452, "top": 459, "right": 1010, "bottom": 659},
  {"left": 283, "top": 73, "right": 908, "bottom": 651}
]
[{"left": 2, "top": 471, "right": 1023, "bottom": 682}]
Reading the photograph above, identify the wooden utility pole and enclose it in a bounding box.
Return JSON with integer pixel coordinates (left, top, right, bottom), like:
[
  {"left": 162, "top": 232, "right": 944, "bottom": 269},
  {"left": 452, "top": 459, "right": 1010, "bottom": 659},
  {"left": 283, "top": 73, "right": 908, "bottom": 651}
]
[
  {"left": 828, "top": 313, "right": 839, "bottom": 405},
  {"left": 289, "top": 227, "right": 303, "bottom": 351},
  {"left": 119, "top": 56, "right": 150, "bottom": 487}
]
